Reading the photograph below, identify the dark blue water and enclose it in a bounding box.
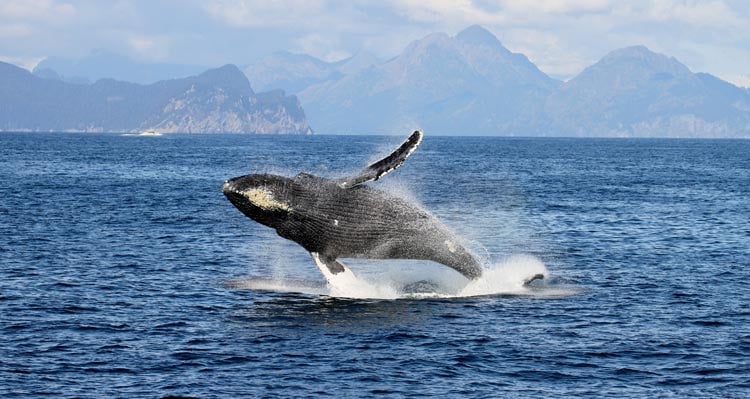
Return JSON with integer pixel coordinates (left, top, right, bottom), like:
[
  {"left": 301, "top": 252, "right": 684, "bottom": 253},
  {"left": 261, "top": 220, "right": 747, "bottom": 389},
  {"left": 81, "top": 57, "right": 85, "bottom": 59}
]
[{"left": 1, "top": 133, "right": 749, "bottom": 398}]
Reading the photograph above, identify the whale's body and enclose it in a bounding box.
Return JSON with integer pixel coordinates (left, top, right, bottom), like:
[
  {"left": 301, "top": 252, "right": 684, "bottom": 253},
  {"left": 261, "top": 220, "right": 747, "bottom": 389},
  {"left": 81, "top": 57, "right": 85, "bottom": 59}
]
[{"left": 222, "top": 131, "right": 484, "bottom": 281}]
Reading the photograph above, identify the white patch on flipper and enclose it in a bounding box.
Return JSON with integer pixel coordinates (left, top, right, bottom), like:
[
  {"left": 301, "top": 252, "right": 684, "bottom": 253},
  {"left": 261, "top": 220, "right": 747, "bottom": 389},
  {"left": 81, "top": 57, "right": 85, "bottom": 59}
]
[
  {"left": 444, "top": 240, "right": 457, "bottom": 253},
  {"left": 334, "top": 219, "right": 339, "bottom": 226}
]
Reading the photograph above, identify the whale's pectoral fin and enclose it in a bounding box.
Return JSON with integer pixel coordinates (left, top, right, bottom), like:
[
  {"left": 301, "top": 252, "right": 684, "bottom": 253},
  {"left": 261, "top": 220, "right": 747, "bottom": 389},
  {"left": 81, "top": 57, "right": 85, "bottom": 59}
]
[
  {"left": 310, "top": 252, "right": 352, "bottom": 280},
  {"left": 337, "top": 130, "right": 423, "bottom": 188}
]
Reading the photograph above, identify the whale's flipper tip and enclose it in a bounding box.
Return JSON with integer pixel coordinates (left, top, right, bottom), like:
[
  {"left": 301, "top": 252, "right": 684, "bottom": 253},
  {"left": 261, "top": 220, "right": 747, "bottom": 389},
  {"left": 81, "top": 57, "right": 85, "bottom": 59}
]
[
  {"left": 522, "top": 273, "right": 545, "bottom": 286},
  {"left": 337, "top": 130, "right": 423, "bottom": 188}
]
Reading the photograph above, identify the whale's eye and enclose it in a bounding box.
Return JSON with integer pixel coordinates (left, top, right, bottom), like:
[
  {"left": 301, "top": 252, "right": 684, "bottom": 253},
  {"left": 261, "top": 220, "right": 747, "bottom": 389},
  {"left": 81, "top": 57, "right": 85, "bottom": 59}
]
[{"left": 242, "top": 188, "right": 291, "bottom": 211}]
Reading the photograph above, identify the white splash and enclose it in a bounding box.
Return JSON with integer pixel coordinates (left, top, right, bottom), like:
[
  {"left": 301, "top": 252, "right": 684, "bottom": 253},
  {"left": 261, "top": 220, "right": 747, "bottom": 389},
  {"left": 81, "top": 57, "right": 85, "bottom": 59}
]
[
  {"left": 310, "top": 252, "right": 400, "bottom": 299},
  {"left": 229, "top": 254, "right": 577, "bottom": 300},
  {"left": 458, "top": 254, "right": 548, "bottom": 297}
]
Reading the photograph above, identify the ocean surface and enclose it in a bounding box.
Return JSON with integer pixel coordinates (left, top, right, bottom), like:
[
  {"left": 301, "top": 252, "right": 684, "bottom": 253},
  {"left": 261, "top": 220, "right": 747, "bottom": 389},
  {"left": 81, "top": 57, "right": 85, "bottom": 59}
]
[{"left": 1, "top": 132, "right": 748, "bottom": 398}]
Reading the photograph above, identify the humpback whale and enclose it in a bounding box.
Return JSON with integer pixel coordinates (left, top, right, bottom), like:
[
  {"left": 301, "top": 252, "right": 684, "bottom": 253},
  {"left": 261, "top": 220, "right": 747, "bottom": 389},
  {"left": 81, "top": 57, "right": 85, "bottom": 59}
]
[{"left": 222, "top": 131, "right": 484, "bottom": 281}]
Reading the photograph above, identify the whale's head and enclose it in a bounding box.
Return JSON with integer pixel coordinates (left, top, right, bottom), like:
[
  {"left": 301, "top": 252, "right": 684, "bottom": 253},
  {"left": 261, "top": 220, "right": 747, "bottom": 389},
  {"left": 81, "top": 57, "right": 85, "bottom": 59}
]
[{"left": 222, "top": 174, "right": 294, "bottom": 228}]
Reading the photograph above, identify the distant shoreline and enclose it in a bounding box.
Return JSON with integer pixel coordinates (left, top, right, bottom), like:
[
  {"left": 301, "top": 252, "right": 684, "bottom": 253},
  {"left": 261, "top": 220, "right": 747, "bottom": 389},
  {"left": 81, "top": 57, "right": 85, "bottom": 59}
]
[{"left": 1, "top": 130, "right": 748, "bottom": 140}]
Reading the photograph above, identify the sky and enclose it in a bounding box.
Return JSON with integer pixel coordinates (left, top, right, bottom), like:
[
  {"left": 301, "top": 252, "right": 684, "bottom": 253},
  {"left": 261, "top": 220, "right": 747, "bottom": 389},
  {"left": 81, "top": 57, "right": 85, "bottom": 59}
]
[{"left": 0, "top": 0, "right": 748, "bottom": 86}]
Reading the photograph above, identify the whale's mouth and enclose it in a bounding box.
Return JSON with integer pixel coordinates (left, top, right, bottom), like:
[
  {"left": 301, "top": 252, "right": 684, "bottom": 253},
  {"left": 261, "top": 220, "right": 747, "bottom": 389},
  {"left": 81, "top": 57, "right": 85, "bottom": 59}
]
[
  {"left": 222, "top": 179, "right": 241, "bottom": 195},
  {"left": 222, "top": 179, "right": 263, "bottom": 219},
  {"left": 222, "top": 180, "right": 247, "bottom": 206}
]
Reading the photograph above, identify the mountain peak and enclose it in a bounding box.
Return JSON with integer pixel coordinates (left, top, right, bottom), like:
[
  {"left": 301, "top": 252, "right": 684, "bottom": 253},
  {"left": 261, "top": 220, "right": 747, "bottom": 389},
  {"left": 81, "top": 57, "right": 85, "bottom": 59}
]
[
  {"left": 420, "top": 32, "right": 452, "bottom": 44},
  {"left": 604, "top": 45, "right": 658, "bottom": 60},
  {"left": 0, "top": 61, "right": 34, "bottom": 80},
  {"left": 269, "top": 51, "right": 329, "bottom": 66},
  {"left": 600, "top": 45, "right": 683, "bottom": 67},
  {"left": 456, "top": 25, "right": 503, "bottom": 48},
  {"left": 196, "top": 64, "right": 253, "bottom": 94},
  {"left": 596, "top": 45, "right": 692, "bottom": 77}
]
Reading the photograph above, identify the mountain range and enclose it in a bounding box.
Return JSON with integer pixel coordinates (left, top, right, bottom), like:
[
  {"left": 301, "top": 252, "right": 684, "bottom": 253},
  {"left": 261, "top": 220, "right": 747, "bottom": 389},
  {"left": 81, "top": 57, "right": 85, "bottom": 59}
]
[
  {"left": 4, "top": 25, "right": 750, "bottom": 137},
  {"left": 545, "top": 45, "right": 750, "bottom": 137},
  {"left": 243, "top": 25, "right": 750, "bottom": 137},
  {"left": 0, "top": 62, "right": 311, "bottom": 134},
  {"left": 296, "top": 25, "right": 561, "bottom": 135}
]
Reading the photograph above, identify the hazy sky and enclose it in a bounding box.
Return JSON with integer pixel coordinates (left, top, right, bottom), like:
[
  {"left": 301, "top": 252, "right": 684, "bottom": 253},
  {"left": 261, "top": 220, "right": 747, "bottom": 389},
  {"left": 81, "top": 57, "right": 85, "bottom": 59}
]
[{"left": 1, "top": 0, "right": 748, "bottom": 86}]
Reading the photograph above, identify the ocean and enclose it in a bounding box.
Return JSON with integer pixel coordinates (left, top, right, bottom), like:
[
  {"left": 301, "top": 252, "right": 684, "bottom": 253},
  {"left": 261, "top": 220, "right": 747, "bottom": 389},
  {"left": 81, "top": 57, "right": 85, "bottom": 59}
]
[{"left": 1, "top": 132, "right": 748, "bottom": 398}]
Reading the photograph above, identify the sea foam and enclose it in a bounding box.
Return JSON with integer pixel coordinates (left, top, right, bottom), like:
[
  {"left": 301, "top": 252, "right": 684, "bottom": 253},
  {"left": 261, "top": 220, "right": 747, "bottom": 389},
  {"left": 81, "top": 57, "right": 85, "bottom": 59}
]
[{"left": 229, "top": 254, "right": 576, "bottom": 300}]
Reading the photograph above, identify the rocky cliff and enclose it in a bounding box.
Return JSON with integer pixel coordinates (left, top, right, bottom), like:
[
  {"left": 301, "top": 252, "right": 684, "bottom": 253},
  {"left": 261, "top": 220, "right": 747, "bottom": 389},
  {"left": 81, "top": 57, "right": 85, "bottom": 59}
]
[{"left": 0, "top": 62, "right": 312, "bottom": 134}]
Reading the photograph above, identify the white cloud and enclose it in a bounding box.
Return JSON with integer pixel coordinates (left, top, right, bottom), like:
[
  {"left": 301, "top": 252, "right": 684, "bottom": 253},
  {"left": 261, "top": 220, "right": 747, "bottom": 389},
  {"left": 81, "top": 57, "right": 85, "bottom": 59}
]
[
  {"left": 197, "top": 0, "right": 750, "bottom": 80},
  {"left": 127, "top": 34, "right": 171, "bottom": 61},
  {"left": 0, "top": 0, "right": 75, "bottom": 20},
  {"left": 294, "top": 33, "right": 350, "bottom": 62},
  {"left": 499, "top": 0, "right": 613, "bottom": 15},
  {"left": 202, "top": 0, "right": 328, "bottom": 28},
  {"left": 500, "top": 28, "right": 590, "bottom": 77},
  {"left": 725, "top": 75, "right": 750, "bottom": 88},
  {"left": 0, "top": 23, "right": 34, "bottom": 38},
  {"left": 640, "top": 0, "right": 742, "bottom": 28},
  {"left": 0, "top": 1, "right": 748, "bottom": 84},
  {"left": 390, "top": 0, "right": 507, "bottom": 25},
  {"left": 389, "top": 0, "right": 616, "bottom": 28},
  {"left": 613, "top": 0, "right": 747, "bottom": 30}
]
